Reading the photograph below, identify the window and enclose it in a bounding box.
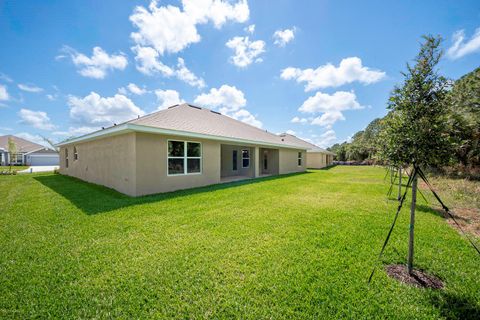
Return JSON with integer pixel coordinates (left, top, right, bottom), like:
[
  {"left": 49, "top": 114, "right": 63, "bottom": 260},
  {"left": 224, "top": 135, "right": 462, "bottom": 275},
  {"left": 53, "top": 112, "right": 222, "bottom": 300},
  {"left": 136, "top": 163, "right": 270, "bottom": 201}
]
[
  {"left": 242, "top": 149, "right": 250, "bottom": 168},
  {"left": 263, "top": 150, "right": 268, "bottom": 170},
  {"left": 232, "top": 150, "right": 237, "bottom": 171},
  {"left": 74, "top": 146, "right": 78, "bottom": 160},
  {"left": 168, "top": 140, "right": 202, "bottom": 175},
  {"left": 65, "top": 148, "right": 69, "bottom": 168},
  {"left": 298, "top": 152, "right": 303, "bottom": 166}
]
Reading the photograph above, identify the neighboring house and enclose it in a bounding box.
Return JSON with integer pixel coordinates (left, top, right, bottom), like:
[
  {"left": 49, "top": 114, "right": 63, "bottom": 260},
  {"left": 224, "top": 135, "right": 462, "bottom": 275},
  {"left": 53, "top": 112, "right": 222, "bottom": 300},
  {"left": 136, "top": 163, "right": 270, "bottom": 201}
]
[
  {"left": 57, "top": 103, "right": 308, "bottom": 196},
  {"left": 278, "top": 133, "right": 335, "bottom": 169},
  {"left": 0, "top": 135, "right": 59, "bottom": 166}
]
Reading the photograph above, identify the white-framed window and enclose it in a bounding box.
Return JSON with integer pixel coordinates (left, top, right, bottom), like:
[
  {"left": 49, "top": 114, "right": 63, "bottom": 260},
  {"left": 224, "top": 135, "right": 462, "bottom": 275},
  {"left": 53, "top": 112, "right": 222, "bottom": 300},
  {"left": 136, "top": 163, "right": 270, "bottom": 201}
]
[
  {"left": 167, "top": 140, "right": 202, "bottom": 175},
  {"left": 298, "top": 151, "right": 303, "bottom": 166},
  {"left": 65, "top": 148, "right": 69, "bottom": 168},
  {"left": 242, "top": 149, "right": 250, "bottom": 168},
  {"left": 74, "top": 146, "right": 78, "bottom": 160}
]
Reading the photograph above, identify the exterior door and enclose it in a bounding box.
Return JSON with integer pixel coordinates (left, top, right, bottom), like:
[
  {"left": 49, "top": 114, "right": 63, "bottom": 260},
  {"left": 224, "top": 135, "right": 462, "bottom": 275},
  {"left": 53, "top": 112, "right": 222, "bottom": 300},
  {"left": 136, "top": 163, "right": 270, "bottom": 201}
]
[{"left": 263, "top": 150, "right": 268, "bottom": 172}]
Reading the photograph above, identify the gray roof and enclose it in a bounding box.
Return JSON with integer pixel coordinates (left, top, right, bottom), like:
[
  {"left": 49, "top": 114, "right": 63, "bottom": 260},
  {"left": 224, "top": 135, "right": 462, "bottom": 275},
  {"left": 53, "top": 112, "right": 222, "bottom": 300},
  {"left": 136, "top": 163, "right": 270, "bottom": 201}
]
[
  {"left": 59, "top": 103, "right": 307, "bottom": 149},
  {"left": 128, "top": 104, "right": 295, "bottom": 146},
  {"left": 0, "top": 135, "right": 47, "bottom": 153},
  {"left": 278, "top": 133, "right": 335, "bottom": 155}
]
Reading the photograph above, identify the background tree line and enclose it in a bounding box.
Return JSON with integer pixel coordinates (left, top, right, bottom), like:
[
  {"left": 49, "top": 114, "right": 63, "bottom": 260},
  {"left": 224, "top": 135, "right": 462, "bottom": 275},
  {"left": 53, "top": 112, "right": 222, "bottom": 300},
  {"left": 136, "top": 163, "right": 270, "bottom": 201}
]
[{"left": 328, "top": 62, "right": 479, "bottom": 177}]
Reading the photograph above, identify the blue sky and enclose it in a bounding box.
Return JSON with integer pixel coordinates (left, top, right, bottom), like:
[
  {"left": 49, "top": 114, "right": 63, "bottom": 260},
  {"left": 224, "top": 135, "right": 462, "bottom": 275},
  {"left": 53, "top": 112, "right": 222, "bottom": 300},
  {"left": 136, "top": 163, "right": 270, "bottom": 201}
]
[{"left": 0, "top": 0, "right": 479, "bottom": 148}]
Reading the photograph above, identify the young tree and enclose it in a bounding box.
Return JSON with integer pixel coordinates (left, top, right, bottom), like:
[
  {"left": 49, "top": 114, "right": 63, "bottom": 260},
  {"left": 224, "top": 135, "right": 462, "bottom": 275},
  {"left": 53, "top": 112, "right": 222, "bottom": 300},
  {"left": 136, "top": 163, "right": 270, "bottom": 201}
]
[
  {"left": 381, "top": 36, "right": 452, "bottom": 274},
  {"left": 7, "top": 137, "right": 17, "bottom": 172}
]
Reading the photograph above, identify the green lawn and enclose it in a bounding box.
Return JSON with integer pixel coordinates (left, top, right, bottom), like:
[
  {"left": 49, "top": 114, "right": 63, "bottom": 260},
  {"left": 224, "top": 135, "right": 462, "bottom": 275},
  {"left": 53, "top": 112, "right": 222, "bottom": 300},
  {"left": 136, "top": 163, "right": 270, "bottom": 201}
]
[{"left": 0, "top": 166, "right": 478, "bottom": 319}]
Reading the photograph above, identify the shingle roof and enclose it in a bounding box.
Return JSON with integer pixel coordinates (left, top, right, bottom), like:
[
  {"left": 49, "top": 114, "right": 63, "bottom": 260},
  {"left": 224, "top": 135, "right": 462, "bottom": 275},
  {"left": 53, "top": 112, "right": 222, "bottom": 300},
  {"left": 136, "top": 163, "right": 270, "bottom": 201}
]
[
  {"left": 0, "top": 135, "right": 45, "bottom": 153},
  {"left": 127, "top": 103, "right": 300, "bottom": 148},
  {"left": 278, "top": 133, "right": 335, "bottom": 155}
]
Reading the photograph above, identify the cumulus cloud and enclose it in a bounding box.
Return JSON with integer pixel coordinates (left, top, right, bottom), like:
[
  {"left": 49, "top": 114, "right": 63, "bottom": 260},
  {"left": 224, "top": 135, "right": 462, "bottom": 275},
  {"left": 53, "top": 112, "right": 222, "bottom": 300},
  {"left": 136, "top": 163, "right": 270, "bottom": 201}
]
[
  {"left": 447, "top": 28, "right": 480, "bottom": 59},
  {"left": 273, "top": 28, "right": 295, "bottom": 47},
  {"left": 132, "top": 46, "right": 205, "bottom": 88},
  {"left": 127, "top": 83, "right": 147, "bottom": 95},
  {"left": 245, "top": 24, "right": 255, "bottom": 34},
  {"left": 194, "top": 84, "right": 262, "bottom": 127},
  {"left": 311, "top": 111, "right": 345, "bottom": 127},
  {"left": 18, "top": 84, "right": 44, "bottom": 93},
  {"left": 175, "top": 58, "right": 206, "bottom": 88},
  {"left": 291, "top": 116, "right": 308, "bottom": 124},
  {"left": 0, "top": 84, "right": 9, "bottom": 101},
  {"left": 18, "top": 108, "right": 55, "bottom": 130},
  {"left": 155, "top": 89, "right": 184, "bottom": 110},
  {"left": 226, "top": 36, "right": 266, "bottom": 67},
  {"left": 296, "top": 91, "right": 363, "bottom": 128},
  {"left": 130, "top": 0, "right": 248, "bottom": 56},
  {"left": 63, "top": 46, "right": 128, "bottom": 79},
  {"left": 53, "top": 126, "right": 98, "bottom": 138},
  {"left": 68, "top": 92, "right": 145, "bottom": 127},
  {"left": 285, "top": 129, "right": 296, "bottom": 135},
  {"left": 281, "top": 57, "right": 385, "bottom": 91}
]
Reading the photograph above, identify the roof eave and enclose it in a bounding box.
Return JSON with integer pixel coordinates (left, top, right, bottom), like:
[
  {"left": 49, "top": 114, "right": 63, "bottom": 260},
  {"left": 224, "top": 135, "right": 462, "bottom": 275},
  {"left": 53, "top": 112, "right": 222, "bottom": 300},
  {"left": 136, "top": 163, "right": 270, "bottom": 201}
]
[{"left": 56, "top": 123, "right": 306, "bottom": 150}]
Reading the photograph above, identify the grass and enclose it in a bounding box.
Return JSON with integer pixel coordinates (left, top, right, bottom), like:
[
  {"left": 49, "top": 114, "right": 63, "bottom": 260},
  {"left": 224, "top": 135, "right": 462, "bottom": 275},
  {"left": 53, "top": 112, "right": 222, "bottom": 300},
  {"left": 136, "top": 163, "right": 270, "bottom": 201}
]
[
  {"left": 0, "top": 166, "right": 479, "bottom": 319},
  {"left": 0, "top": 165, "right": 29, "bottom": 172}
]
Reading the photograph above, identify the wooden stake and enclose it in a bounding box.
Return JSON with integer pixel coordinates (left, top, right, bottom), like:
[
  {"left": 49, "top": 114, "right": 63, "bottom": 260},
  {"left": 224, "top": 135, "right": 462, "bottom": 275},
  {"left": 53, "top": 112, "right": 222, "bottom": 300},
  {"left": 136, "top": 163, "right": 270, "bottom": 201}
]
[
  {"left": 398, "top": 167, "right": 402, "bottom": 200},
  {"left": 408, "top": 169, "right": 418, "bottom": 274}
]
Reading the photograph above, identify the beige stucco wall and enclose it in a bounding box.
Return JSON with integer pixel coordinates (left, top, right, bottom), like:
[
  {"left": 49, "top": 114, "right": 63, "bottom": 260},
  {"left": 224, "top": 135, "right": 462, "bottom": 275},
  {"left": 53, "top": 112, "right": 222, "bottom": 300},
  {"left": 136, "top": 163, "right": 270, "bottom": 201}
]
[
  {"left": 59, "top": 133, "right": 137, "bottom": 196},
  {"left": 220, "top": 145, "right": 254, "bottom": 178},
  {"left": 59, "top": 131, "right": 306, "bottom": 196},
  {"left": 279, "top": 149, "right": 306, "bottom": 174},
  {"left": 135, "top": 133, "right": 221, "bottom": 196},
  {"left": 307, "top": 152, "right": 326, "bottom": 169}
]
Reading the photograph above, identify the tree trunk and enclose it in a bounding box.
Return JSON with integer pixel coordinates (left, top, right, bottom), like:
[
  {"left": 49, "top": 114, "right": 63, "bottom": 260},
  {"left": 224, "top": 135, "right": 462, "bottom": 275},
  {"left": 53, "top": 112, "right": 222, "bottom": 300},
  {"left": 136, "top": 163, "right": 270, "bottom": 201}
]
[
  {"left": 397, "top": 167, "right": 402, "bottom": 200},
  {"left": 408, "top": 170, "right": 418, "bottom": 274}
]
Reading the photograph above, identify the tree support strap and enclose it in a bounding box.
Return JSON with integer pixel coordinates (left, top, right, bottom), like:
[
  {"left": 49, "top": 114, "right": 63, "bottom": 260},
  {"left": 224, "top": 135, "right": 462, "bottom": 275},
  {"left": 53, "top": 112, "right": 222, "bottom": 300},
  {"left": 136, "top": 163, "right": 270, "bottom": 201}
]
[
  {"left": 368, "top": 168, "right": 416, "bottom": 283},
  {"left": 415, "top": 165, "right": 480, "bottom": 255}
]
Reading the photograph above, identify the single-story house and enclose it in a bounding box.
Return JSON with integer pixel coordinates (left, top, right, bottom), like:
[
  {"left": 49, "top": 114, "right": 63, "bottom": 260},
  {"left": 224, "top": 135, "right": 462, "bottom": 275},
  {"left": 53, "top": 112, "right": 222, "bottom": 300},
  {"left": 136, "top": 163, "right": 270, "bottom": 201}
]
[
  {"left": 278, "top": 133, "right": 335, "bottom": 169},
  {"left": 57, "top": 103, "right": 308, "bottom": 196},
  {"left": 0, "top": 135, "right": 59, "bottom": 166}
]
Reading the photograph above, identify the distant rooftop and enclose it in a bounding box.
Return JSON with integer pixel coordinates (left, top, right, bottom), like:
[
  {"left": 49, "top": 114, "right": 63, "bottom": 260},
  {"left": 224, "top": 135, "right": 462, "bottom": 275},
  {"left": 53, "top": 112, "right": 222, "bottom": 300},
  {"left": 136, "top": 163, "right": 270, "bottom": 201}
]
[
  {"left": 0, "top": 135, "right": 48, "bottom": 153},
  {"left": 278, "top": 133, "right": 335, "bottom": 155}
]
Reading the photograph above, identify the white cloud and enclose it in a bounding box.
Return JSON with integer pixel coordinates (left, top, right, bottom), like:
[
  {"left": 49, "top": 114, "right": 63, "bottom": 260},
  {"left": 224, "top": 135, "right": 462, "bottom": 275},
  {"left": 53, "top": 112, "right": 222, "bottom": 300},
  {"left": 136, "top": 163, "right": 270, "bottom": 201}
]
[
  {"left": 0, "top": 72, "right": 13, "bottom": 83},
  {"left": 132, "top": 46, "right": 205, "bottom": 88},
  {"left": 194, "top": 84, "right": 262, "bottom": 127},
  {"left": 226, "top": 36, "right": 266, "bottom": 67},
  {"left": 53, "top": 126, "right": 98, "bottom": 138},
  {"left": 18, "top": 84, "right": 43, "bottom": 93},
  {"left": 0, "top": 85, "right": 9, "bottom": 101},
  {"left": 281, "top": 57, "right": 386, "bottom": 91},
  {"left": 68, "top": 92, "right": 145, "bottom": 127},
  {"left": 15, "top": 132, "right": 50, "bottom": 147},
  {"left": 130, "top": 0, "right": 249, "bottom": 55},
  {"left": 63, "top": 46, "right": 128, "bottom": 79},
  {"left": 127, "top": 83, "right": 147, "bottom": 95},
  {"left": 46, "top": 94, "right": 57, "bottom": 101},
  {"left": 194, "top": 84, "right": 246, "bottom": 111},
  {"left": 285, "top": 129, "right": 296, "bottom": 135},
  {"left": 316, "top": 130, "right": 337, "bottom": 147},
  {"left": 299, "top": 91, "right": 363, "bottom": 113},
  {"left": 18, "top": 108, "right": 55, "bottom": 130},
  {"left": 132, "top": 45, "right": 174, "bottom": 76},
  {"left": 273, "top": 28, "right": 295, "bottom": 47},
  {"left": 291, "top": 116, "right": 308, "bottom": 124},
  {"left": 296, "top": 91, "right": 363, "bottom": 128},
  {"left": 175, "top": 58, "right": 206, "bottom": 88},
  {"left": 447, "top": 28, "right": 480, "bottom": 59},
  {"left": 155, "top": 89, "right": 184, "bottom": 110},
  {"left": 311, "top": 111, "right": 345, "bottom": 127},
  {"left": 245, "top": 24, "right": 255, "bottom": 34}
]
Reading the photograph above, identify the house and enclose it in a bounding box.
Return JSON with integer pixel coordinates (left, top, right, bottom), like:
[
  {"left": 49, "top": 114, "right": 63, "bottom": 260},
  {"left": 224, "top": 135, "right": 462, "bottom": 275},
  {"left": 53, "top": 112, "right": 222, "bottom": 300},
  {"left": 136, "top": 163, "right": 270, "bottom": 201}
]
[
  {"left": 278, "top": 133, "right": 335, "bottom": 169},
  {"left": 56, "top": 103, "right": 308, "bottom": 196},
  {"left": 0, "top": 135, "right": 59, "bottom": 166}
]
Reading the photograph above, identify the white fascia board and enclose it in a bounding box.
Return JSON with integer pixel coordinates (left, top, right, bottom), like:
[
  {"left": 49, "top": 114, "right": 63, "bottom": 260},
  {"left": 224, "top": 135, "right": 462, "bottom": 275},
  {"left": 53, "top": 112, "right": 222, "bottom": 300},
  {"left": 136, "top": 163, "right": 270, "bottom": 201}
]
[{"left": 56, "top": 123, "right": 306, "bottom": 151}]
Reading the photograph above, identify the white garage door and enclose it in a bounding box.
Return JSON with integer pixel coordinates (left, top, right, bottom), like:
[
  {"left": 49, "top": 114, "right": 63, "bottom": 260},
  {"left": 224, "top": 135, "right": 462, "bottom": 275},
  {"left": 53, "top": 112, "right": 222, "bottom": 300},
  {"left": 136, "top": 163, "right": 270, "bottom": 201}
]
[{"left": 28, "top": 154, "right": 59, "bottom": 166}]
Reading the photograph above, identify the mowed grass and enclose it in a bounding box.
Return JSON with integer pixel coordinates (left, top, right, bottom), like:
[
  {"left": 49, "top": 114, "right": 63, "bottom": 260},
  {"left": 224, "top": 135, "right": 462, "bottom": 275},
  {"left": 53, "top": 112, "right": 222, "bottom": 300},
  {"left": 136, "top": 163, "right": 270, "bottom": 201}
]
[
  {"left": 0, "top": 166, "right": 478, "bottom": 319},
  {"left": 0, "top": 166, "right": 29, "bottom": 172}
]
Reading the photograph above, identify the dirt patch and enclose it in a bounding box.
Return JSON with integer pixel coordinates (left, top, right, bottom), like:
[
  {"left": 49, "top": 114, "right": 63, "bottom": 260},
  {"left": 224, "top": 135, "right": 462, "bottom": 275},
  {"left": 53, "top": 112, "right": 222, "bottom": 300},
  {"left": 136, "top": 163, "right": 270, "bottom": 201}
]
[
  {"left": 385, "top": 264, "right": 444, "bottom": 289},
  {"left": 432, "top": 207, "right": 480, "bottom": 238}
]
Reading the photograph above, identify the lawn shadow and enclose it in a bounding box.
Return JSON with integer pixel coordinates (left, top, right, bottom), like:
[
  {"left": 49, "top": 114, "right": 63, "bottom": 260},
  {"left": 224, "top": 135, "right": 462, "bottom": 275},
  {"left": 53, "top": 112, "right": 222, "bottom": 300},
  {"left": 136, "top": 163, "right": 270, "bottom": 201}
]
[
  {"left": 430, "top": 291, "right": 480, "bottom": 320},
  {"left": 34, "top": 172, "right": 310, "bottom": 215}
]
